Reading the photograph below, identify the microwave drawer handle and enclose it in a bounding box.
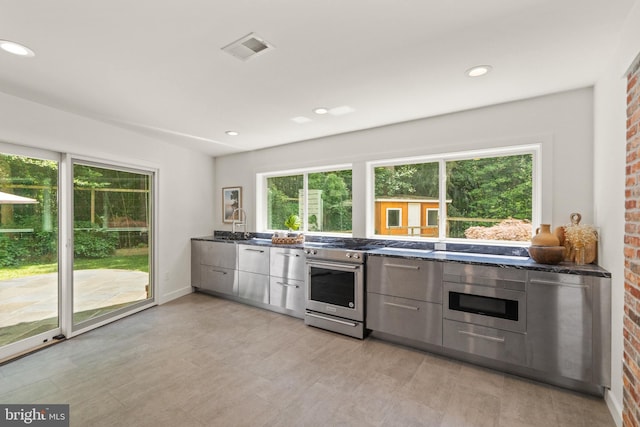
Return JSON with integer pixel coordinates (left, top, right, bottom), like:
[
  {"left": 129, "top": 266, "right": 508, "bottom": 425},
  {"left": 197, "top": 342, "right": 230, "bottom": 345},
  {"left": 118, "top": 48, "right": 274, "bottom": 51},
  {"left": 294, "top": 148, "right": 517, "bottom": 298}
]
[
  {"left": 529, "top": 279, "right": 588, "bottom": 289},
  {"left": 306, "top": 312, "right": 358, "bottom": 327},
  {"left": 458, "top": 330, "right": 505, "bottom": 343},
  {"left": 276, "top": 281, "right": 299, "bottom": 288},
  {"left": 383, "top": 302, "right": 420, "bottom": 311},
  {"left": 384, "top": 263, "right": 420, "bottom": 270},
  {"left": 243, "top": 248, "right": 265, "bottom": 253}
]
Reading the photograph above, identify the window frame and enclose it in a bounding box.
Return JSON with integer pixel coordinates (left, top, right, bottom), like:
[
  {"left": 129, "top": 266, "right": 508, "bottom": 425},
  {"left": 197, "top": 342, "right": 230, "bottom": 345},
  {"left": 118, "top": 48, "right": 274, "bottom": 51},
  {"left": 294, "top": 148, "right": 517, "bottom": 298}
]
[
  {"left": 426, "top": 208, "right": 439, "bottom": 227},
  {"left": 367, "top": 144, "right": 540, "bottom": 244},
  {"left": 257, "top": 163, "right": 353, "bottom": 236},
  {"left": 386, "top": 208, "right": 402, "bottom": 228}
]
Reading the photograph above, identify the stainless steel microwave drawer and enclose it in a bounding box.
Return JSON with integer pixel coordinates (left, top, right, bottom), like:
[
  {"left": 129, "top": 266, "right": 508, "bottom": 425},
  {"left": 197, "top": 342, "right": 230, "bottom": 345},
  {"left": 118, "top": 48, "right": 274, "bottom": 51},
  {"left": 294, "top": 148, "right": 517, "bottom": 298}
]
[
  {"left": 367, "top": 292, "right": 442, "bottom": 346},
  {"left": 443, "top": 319, "right": 527, "bottom": 367},
  {"left": 367, "top": 256, "right": 443, "bottom": 302}
]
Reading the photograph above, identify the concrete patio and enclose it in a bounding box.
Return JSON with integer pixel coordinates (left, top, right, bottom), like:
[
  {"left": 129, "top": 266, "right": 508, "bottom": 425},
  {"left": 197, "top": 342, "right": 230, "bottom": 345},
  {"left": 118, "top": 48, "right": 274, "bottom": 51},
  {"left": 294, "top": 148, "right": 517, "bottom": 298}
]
[{"left": 0, "top": 269, "right": 149, "bottom": 328}]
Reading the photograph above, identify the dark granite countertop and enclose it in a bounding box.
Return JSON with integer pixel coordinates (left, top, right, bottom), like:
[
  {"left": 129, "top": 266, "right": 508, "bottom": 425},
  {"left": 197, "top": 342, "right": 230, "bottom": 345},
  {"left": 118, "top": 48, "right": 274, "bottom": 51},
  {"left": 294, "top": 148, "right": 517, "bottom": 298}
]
[{"left": 192, "top": 231, "right": 611, "bottom": 278}]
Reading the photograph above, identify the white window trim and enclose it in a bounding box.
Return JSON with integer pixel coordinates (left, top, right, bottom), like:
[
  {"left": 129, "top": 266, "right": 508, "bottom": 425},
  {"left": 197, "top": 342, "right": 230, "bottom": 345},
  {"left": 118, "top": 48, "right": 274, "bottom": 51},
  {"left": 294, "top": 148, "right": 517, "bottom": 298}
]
[
  {"left": 426, "top": 208, "right": 439, "bottom": 227},
  {"left": 386, "top": 207, "right": 402, "bottom": 228},
  {"left": 256, "top": 163, "right": 352, "bottom": 235},
  {"left": 367, "top": 143, "right": 540, "bottom": 244}
]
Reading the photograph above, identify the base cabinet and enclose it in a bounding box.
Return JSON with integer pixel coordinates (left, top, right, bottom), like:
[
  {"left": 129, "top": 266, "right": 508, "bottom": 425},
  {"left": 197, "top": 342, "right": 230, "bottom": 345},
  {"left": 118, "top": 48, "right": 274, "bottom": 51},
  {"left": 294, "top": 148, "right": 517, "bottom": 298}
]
[
  {"left": 201, "top": 265, "right": 236, "bottom": 295},
  {"left": 443, "top": 319, "right": 527, "bottom": 367},
  {"left": 367, "top": 293, "right": 442, "bottom": 345},
  {"left": 269, "top": 276, "right": 305, "bottom": 317},
  {"left": 238, "top": 271, "right": 269, "bottom": 304}
]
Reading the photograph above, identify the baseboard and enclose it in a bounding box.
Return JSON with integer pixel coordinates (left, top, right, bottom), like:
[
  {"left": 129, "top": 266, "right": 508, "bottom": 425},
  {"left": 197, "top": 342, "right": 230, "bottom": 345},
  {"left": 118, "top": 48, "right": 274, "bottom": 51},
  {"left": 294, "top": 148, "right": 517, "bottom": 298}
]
[
  {"left": 159, "top": 286, "right": 193, "bottom": 304},
  {"left": 605, "top": 389, "right": 623, "bottom": 427}
]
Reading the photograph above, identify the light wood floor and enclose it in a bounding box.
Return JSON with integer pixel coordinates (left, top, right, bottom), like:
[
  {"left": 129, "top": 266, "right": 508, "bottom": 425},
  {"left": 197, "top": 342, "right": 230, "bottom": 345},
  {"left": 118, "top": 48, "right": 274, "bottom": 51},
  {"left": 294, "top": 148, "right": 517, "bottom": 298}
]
[{"left": 0, "top": 292, "right": 614, "bottom": 426}]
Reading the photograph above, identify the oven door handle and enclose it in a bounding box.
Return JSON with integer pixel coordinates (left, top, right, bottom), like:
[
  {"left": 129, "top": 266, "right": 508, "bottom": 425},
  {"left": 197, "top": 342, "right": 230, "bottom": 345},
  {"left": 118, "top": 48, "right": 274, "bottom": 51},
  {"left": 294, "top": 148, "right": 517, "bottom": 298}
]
[
  {"left": 307, "top": 261, "right": 360, "bottom": 270},
  {"left": 306, "top": 312, "right": 358, "bottom": 327}
]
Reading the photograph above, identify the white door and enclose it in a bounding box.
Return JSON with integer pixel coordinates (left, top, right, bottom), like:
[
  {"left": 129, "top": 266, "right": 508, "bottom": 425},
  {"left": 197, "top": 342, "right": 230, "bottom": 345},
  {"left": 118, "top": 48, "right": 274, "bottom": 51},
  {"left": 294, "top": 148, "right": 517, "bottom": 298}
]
[{"left": 408, "top": 203, "right": 421, "bottom": 235}]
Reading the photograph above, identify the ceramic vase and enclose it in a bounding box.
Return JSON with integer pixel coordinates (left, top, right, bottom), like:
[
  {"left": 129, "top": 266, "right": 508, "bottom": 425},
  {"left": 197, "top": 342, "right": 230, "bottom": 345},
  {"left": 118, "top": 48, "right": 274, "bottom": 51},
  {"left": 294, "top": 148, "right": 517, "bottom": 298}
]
[{"left": 532, "top": 224, "right": 560, "bottom": 247}]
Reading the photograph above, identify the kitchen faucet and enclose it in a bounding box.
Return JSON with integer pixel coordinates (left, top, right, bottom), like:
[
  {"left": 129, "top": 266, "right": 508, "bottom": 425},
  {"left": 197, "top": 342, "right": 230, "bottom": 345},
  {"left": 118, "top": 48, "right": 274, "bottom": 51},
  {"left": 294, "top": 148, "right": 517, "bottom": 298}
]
[{"left": 231, "top": 208, "right": 248, "bottom": 237}]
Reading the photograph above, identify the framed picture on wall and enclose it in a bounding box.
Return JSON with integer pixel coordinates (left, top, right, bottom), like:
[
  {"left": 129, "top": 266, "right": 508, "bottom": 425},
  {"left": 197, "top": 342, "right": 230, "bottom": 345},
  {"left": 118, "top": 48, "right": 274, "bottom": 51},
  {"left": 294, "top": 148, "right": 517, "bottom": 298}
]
[{"left": 222, "top": 186, "right": 242, "bottom": 223}]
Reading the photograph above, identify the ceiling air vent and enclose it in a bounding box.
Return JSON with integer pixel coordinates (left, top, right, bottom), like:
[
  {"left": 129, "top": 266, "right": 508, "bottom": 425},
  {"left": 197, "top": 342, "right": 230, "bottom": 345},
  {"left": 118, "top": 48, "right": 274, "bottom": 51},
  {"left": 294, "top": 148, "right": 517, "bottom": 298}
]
[{"left": 221, "top": 33, "right": 274, "bottom": 61}]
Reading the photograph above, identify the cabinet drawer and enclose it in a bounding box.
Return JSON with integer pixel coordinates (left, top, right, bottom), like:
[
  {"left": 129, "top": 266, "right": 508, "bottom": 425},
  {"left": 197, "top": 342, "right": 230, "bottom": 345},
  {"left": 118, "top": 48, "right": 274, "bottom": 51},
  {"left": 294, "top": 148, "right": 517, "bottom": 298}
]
[
  {"left": 443, "top": 319, "right": 526, "bottom": 367},
  {"left": 367, "top": 256, "right": 442, "bottom": 302},
  {"left": 238, "top": 271, "right": 269, "bottom": 304},
  {"left": 197, "top": 241, "right": 237, "bottom": 269},
  {"left": 238, "top": 245, "right": 270, "bottom": 274},
  {"left": 367, "top": 293, "right": 442, "bottom": 345},
  {"left": 270, "top": 247, "right": 305, "bottom": 281},
  {"left": 200, "top": 265, "right": 236, "bottom": 295},
  {"left": 269, "top": 276, "right": 305, "bottom": 317}
]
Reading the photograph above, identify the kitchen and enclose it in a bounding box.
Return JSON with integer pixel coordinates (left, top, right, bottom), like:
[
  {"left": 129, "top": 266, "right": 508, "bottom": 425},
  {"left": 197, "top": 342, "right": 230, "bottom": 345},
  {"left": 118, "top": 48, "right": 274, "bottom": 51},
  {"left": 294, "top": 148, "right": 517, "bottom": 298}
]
[{"left": 0, "top": 1, "right": 638, "bottom": 426}]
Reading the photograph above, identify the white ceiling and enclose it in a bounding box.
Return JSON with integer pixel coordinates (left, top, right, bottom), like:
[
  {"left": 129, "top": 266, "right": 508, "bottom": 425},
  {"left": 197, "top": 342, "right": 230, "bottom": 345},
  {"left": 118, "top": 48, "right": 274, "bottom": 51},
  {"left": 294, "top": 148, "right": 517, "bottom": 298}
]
[{"left": 0, "top": 1, "right": 634, "bottom": 157}]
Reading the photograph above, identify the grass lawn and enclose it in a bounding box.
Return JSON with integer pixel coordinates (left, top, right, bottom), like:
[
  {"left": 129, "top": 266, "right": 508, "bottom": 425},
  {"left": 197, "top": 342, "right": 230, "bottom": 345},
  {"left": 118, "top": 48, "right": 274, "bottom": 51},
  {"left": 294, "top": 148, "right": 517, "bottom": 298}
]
[{"left": 0, "top": 254, "right": 149, "bottom": 280}]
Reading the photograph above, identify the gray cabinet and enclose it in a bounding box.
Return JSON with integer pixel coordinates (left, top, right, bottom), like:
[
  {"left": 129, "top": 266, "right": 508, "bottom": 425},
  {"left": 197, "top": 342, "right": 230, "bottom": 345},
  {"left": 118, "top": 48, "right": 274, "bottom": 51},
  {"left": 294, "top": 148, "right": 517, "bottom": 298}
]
[
  {"left": 191, "top": 240, "right": 237, "bottom": 295},
  {"left": 269, "top": 247, "right": 305, "bottom": 318},
  {"left": 237, "top": 244, "right": 270, "bottom": 304},
  {"left": 527, "top": 271, "right": 609, "bottom": 386},
  {"left": 367, "top": 256, "right": 443, "bottom": 345}
]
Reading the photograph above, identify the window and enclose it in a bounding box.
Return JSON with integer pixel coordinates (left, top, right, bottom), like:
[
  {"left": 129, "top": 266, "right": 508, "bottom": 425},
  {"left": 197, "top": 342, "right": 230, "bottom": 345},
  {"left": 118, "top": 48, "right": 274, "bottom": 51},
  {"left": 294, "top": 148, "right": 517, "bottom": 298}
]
[
  {"left": 371, "top": 146, "right": 537, "bottom": 242},
  {"left": 262, "top": 166, "right": 352, "bottom": 234},
  {"left": 426, "top": 208, "right": 439, "bottom": 227},
  {"left": 386, "top": 208, "right": 402, "bottom": 228}
]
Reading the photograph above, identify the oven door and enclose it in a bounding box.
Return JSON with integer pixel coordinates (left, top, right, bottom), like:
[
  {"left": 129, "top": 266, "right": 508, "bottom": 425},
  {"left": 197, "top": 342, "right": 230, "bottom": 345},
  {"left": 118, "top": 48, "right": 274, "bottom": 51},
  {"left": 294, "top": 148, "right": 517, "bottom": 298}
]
[
  {"left": 305, "top": 260, "right": 364, "bottom": 322},
  {"left": 443, "top": 282, "right": 526, "bottom": 333}
]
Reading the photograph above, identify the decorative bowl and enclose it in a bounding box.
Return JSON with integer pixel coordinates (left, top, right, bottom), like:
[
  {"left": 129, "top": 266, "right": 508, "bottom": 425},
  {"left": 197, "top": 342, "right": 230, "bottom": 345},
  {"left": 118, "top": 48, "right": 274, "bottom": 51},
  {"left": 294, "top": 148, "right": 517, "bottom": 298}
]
[{"left": 528, "top": 245, "right": 565, "bottom": 265}]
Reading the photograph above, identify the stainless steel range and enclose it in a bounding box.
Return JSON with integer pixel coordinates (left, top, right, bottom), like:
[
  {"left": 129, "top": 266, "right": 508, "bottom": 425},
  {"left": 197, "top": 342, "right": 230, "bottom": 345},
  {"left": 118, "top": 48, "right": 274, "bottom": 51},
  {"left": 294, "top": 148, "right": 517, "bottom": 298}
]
[{"left": 304, "top": 245, "right": 366, "bottom": 339}]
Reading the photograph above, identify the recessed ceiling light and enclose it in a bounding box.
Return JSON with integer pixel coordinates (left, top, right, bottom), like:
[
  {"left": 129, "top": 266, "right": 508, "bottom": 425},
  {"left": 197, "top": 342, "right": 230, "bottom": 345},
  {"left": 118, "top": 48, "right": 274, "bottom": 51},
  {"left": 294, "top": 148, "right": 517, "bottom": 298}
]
[
  {"left": 225, "top": 131, "right": 239, "bottom": 136},
  {"left": 313, "top": 108, "right": 329, "bottom": 115},
  {"left": 466, "top": 65, "right": 492, "bottom": 77},
  {"left": 0, "top": 40, "right": 35, "bottom": 57}
]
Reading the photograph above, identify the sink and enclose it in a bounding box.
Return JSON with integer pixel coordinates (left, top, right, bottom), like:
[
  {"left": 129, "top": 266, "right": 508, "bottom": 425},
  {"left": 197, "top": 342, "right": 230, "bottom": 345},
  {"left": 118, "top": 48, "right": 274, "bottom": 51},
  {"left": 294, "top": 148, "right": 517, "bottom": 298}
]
[{"left": 432, "top": 251, "right": 529, "bottom": 260}]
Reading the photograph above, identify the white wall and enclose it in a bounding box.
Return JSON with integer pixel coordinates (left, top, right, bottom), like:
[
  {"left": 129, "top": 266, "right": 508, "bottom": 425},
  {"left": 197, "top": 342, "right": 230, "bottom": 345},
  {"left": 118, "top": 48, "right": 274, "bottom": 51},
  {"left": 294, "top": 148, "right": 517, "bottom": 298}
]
[
  {"left": 594, "top": 0, "right": 640, "bottom": 425},
  {"left": 215, "top": 88, "right": 595, "bottom": 235},
  {"left": 0, "top": 91, "right": 215, "bottom": 304}
]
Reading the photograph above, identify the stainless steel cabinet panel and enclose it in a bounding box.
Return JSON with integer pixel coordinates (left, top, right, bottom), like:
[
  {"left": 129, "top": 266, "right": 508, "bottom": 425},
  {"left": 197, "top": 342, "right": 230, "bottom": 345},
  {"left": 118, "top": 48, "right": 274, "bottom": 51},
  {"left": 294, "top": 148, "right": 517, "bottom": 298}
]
[
  {"left": 238, "top": 244, "right": 270, "bottom": 274},
  {"left": 367, "top": 256, "right": 443, "bottom": 303},
  {"left": 201, "top": 265, "right": 236, "bottom": 295},
  {"left": 238, "top": 271, "right": 269, "bottom": 304},
  {"left": 527, "top": 271, "right": 594, "bottom": 383},
  {"left": 270, "top": 247, "right": 305, "bottom": 282},
  {"left": 443, "top": 319, "right": 527, "bottom": 367},
  {"left": 367, "top": 292, "right": 442, "bottom": 345},
  {"left": 269, "top": 276, "right": 305, "bottom": 317},
  {"left": 200, "top": 241, "right": 236, "bottom": 269},
  {"left": 191, "top": 240, "right": 203, "bottom": 286},
  {"left": 443, "top": 263, "right": 526, "bottom": 291}
]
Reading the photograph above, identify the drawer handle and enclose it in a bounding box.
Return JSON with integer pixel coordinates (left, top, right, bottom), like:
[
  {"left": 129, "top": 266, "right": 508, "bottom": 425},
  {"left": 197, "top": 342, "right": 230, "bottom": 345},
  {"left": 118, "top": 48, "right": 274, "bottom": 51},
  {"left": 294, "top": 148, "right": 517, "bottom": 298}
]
[
  {"left": 383, "top": 302, "right": 419, "bottom": 311},
  {"left": 306, "top": 312, "right": 358, "bottom": 327},
  {"left": 276, "top": 281, "right": 299, "bottom": 288},
  {"left": 209, "top": 268, "right": 227, "bottom": 275},
  {"left": 458, "top": 330, "right": 505, "bottom": 343},
  {"left": 384, "top": 263, "right": 420, "bottom": 270},
  {"left": 244, "top": 248, "right": 265, "bottom": 253},
  {"left": 529, "top": 279, "right": 587, "bottom": 289},
  {"left": 279, "top": 253, "right": 300, "bottom": 257}
]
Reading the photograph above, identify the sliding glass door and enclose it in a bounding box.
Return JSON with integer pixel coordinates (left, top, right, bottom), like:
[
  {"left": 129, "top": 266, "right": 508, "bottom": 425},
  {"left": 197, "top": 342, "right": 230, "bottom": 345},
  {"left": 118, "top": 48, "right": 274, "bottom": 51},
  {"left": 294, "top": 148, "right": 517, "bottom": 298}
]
[
  {"left": 0, "top": 150, "right": 60, "bottom": 357},
  {"left": 72, "top": 161, "right": 153, "bottom": 330}
]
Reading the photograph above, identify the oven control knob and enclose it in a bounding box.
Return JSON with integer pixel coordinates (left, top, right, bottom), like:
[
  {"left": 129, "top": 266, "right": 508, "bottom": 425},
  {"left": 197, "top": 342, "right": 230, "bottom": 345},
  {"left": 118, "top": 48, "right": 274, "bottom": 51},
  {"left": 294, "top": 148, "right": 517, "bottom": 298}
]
[
  {"left": 353, "top": 254, "right": 360, "bottom": 259},
  {"left": 346, "top": 253, "right": 352, "bottom": 258}
]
